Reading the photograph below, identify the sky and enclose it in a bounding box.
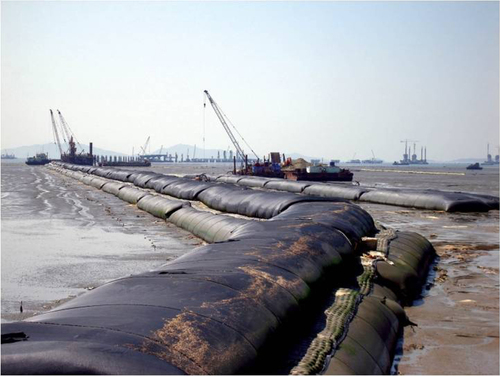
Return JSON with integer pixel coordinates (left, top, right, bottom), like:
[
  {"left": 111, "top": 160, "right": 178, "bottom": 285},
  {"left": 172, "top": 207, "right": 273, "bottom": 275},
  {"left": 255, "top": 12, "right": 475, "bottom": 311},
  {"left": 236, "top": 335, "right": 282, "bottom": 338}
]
[{"left": 1, "top": 1, "right": 499, "bottom": 161}]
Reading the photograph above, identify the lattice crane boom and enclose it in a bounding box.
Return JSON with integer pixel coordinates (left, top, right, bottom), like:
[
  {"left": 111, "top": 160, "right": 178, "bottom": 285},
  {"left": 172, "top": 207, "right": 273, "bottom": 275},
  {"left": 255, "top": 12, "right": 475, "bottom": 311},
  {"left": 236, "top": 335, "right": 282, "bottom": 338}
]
[
  {"left": 50, "top": 110, "right": 64, "bottom": 157},
  {"left": 203, "top": 90, "right": 259, "bottom": 162}
]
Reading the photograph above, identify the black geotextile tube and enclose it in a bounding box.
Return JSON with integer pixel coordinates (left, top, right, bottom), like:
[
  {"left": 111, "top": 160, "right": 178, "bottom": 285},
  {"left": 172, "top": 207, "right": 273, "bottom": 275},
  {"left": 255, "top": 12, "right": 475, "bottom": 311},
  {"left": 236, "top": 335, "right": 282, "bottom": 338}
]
[
  {"left": 137, "top": 194, "right": 189, "bottom": 219},
  {"left": 117, "top": 186, "right": 151, "bottom": 204},
  {"left": 146, "top": 175, "right": 183, "bottom": 192},
  {"left": 197, "top": 185, "right": 336, "bottom": 219},
  {"left": 162, "top": 179, "right": 215, "bottom": 200},
  {"left": 325, "top": 295, "right": 403, "bottom": 375},
  {"left": 1, "top": 229, "right": 353, "bottom": 375},
  {"left": 92, "top": 167, "right": 114, "bottom": 178},
  {"left": 358, "top": 188, "right": 493, "bottom": 212},
  {"left": 303, "top": 184, "right": 371, "bottom": 201},
  {"left": 107, "top": 169, "right": 134, "bottom": 182},
  {"left": 101, "top": 181, "right": 128, "bottom": 195},
  {"left": 215, "top": 175, "right": 245, "bottom": 184},
  {"left": 132, "top": 172, "right": 165, "bottom": 187},
  {"left": 375, "top": 232, "right": 436, "bottom": 304},
  {"left": 263, "top": 179, "right": 311, "bottom": 193},
  {"left": 269, "top": 202, "right": 376, "bottom": 245},
  {"left": 236, "top": 177, "right": 273, "bottom": 188},
  {"left": 169, "top": 207, "right": 249, "bottom": 243}
]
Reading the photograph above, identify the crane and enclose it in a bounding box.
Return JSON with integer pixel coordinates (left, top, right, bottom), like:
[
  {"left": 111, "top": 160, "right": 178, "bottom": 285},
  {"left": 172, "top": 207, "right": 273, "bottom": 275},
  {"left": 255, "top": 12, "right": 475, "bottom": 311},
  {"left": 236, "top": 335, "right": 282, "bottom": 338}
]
[
  {"left": 159, "top": 145, "right": 164, "bottom": 155},
  {"left": 50, "top": 110, "right": 64, "bottom": 157},
  {"left": 58, "top": 110, "right": 84, "bottom": 153},
  {"left": 203, "top": 90, "right": 259, "bottom": 164},
  {"left": 140, "top": 136, "right": 150, "bottom": 156}
]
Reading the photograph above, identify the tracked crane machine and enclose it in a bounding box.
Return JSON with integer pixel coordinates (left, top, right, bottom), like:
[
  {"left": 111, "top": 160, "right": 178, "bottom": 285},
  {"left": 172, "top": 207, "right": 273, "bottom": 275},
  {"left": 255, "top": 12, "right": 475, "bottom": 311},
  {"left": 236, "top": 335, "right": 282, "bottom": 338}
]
[{"left": 203, "top": 90, "right": 259, "bottom": 168}]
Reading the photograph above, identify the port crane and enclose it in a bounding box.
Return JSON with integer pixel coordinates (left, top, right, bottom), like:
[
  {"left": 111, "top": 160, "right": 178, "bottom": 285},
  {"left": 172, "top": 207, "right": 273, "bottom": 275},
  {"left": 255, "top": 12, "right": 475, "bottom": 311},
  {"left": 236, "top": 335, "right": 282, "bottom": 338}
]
[
  {"left": 203, "top": 90, "right": 259, "bottom": 164},
  {"left": 139, "top": 136, "right": 150, "bottom": 156}
]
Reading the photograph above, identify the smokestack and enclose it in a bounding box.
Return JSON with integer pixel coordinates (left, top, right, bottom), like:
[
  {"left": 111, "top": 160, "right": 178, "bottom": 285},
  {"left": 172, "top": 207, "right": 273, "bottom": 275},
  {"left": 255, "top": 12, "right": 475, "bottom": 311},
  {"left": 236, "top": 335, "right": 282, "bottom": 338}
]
[
  {"left": 421, "top": 146, "right": 423, "bottom": 161},
  {"left": 424, "top": 147, "right": 427, "bottom": 161},
  {"left": 89, "top": 142, "right": 93, "bottom": 156}
]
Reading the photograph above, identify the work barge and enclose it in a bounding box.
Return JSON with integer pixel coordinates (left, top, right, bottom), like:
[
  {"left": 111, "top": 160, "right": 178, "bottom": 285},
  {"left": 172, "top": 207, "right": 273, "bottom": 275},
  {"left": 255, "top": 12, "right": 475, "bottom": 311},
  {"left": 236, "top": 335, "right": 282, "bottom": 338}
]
[{"left": 2, "top": 163, "right": 499, "bottom": 374}]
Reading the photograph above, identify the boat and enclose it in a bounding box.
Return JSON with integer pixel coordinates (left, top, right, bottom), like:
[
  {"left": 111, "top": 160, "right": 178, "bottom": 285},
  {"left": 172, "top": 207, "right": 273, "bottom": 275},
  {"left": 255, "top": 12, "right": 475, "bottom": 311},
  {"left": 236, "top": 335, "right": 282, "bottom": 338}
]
[
  {"left": 25, "top": 153, "right": 50, "bottom": 165},
  {"left": 466, "top": 163, "right": 483, "bottom": 170},
  {"left": 281, "top": 159, "right": 353, "bottom": 182},
  {"left": 1, "top": 153, "right": 16, "bottom": 160}
]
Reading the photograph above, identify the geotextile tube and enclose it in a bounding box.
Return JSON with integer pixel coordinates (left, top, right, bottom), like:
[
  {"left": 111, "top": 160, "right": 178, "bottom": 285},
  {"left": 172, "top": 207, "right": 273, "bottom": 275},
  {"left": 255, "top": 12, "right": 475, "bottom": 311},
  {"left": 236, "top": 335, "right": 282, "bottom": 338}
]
[
  {"left": 2, "top": 163, "right": 437, "bottom": 375},
  {"left": 207, "top": 174, "right": 499, "bottom": 212}
]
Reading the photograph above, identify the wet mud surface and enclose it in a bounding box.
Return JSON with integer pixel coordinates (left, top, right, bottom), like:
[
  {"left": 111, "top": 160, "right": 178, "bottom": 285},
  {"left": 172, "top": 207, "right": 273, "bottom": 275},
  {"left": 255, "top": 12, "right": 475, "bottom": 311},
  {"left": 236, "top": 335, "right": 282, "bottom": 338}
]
[
  {"left": 1, "top": 161, "right": 498, "bottom": 374},
  {"left": 1, "top": 161, "right": 202, "bottom": 322}
]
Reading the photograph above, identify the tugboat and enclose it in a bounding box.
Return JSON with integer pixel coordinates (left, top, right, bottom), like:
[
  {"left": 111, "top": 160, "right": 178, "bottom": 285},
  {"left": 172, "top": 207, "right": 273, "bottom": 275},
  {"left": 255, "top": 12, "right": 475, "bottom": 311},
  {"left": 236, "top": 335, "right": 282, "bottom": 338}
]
[
  {"left": 466, "top": 163, "right": 483, "bottom": 170},
  {"left": 25, "top": 153, "right": 50, "bottom": 166}
]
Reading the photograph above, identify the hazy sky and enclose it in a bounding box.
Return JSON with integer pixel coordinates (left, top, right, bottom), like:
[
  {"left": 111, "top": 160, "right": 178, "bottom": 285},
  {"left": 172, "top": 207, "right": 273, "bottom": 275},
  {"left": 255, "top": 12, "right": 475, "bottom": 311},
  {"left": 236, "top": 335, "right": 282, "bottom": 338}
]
[{"left": 2, "top": 1, "right": 499, "bottom": 161}]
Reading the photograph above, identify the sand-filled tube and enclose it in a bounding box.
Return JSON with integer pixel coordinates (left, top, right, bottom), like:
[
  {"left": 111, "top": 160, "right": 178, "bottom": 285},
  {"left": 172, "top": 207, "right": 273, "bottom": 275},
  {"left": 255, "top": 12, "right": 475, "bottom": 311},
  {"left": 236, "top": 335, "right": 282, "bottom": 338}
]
[
  {"left": 92, "top": 167, "right": 114, "bottom": 178},
  {"left": 106, "top": 170, "right": 134, "bottom": 182},
  {"left": 215, "top": 175, "right": 245, "bottom": 184},
  {"left": 131, "top": 172, "right": 164, "bottom": 187},
  {"left": 136, "top": 194, "right": 189, "bottom": 219},
  {"left": 236, "top": 177, "right": 273, "bottom": 188},
  {"left": 146, "top": 175, "right": 182, "bottom": 192},
  {"left": 374, "top": 230, "right": 436, "bottom": 304},
  {"left": 303, "top": 184, "right": 370, "bottom": 201},
  {"left": 359, "top": 188, "right": 494, "bottom": 212},
  {"left": 169, "top": 207, "right": 249, "bottom": 243},
  {"left": 263, "top": 180, "right": 311, "bottom": 193},
  {"left": 198, "top": 185, "right": 333, "bottom": 219},
  {"left": 270, "top": 202, "right": 375, "bottom": 245},
  {"left": 117, "top": 186, "right": 151, "bottom": 204},
  {"left": 161, "top": 179, "right": 215, "bottom": 200},
  {"left": 101, "top": 181, "right": 128, "bottom": 195}
]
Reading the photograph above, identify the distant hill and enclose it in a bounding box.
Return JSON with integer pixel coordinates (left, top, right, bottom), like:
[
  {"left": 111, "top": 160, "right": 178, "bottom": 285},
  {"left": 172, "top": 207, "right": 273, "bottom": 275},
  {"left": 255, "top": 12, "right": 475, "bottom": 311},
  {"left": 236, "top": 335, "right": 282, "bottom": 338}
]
[{"left": 2, "top": 143, "right": 125, "bottom": 160}]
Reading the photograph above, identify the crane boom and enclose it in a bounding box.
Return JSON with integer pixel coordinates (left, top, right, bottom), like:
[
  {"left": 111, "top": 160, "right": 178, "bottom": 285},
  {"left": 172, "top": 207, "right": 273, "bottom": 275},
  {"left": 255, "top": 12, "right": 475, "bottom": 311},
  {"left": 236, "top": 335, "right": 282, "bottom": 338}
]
[
  {"left": 50, "top": 110, "right": 64, "bottom": 157},
  {"left": 58, "top": 110, "right": 84, "bottom": 153},
  {"left": 204, "top": 90, "right": 259, "bottom": 161},
  {"left": 140, "top": 136, "right": 150, "bottom": 156}
]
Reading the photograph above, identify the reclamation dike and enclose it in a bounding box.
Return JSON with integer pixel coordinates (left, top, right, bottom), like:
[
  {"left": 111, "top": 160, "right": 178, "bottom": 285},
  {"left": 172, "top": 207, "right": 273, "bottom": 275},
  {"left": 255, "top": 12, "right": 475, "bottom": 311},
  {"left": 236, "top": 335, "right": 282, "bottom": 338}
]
[{"left": 1, "top": 163, "right": 436, "bottom": 375}]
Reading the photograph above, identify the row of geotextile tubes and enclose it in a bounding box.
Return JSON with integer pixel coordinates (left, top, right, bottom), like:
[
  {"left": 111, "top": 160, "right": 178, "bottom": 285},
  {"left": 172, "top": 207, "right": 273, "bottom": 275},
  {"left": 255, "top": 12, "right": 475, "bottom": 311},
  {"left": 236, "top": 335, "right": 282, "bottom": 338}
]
[
  {"left": 2, "top": 163, "right": 435, "bottom": 375},
  {"left": 194, "top": 173, "right": 499, "bottom": 212}
]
